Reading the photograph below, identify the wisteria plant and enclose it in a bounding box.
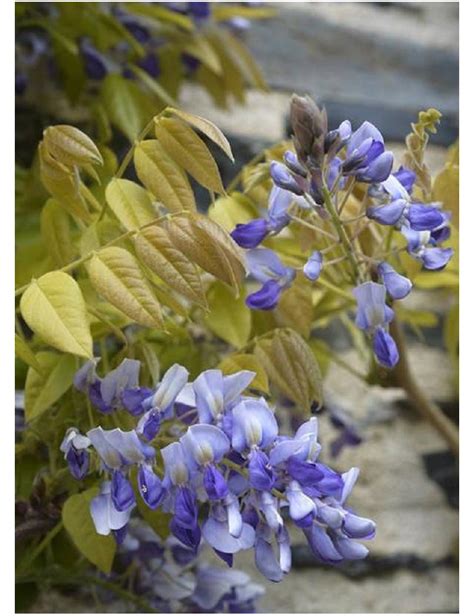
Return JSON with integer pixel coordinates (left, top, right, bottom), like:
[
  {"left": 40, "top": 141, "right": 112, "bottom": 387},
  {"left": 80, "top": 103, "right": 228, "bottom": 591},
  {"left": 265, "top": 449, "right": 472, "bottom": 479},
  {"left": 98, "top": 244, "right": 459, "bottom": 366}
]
[{"left": 15, "top": 94, "right": 458, "bottom": 611}]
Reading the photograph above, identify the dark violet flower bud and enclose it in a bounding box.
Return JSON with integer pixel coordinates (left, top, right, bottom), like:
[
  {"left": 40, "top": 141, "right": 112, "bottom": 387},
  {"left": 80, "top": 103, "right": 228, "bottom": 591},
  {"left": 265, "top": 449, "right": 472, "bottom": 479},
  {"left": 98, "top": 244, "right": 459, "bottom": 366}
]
[
  {"left": 80, "top": 40, "right": 108, "bottom": 81},
  {"left": 373, "top": 327, "right": 399, "bottom": 368},
  {"left": 170, "top": 517, "right": 201, "bottom": 552},
  {"left": 137, "top": 409, "right": 161, "bottom": 441},
  {"left": 394, "top": 166, "right": 416, "bottom": 194},
  {"left": 231, "top": 219, "right": 269, "bottom": 248},
  {"left": 122, "top": 387, "right": 153, "bottom": 416},
  {"left": 203, "top": 465, "right": 229, "bottom": 500},
  {"left": 270, "top": 162, "right": 305, "bottom": 195},
  {"left": 65, "top": 446, "right": 89, "bottom": 480},
  {"left": 181, "top": 52, "right": 200, "bottom": 72},
  {"left": 248, "top": 450, "right": 275, "bottom": 491},
  {"left": 246, "top": 280, "right": 283, "bottom": 311},
  {"left": 377, "top": 262, "right": 412, "bottom": 300},
  {"left": 421, "top": 247, "right": 454, "bottom": 271},
  {"left": 138, "top": 464, "right": 165, "bottom": 509},
  {"left": 174, "top": 487, "right": 198, "bottom": 529},
  {"left": 303, "top": 251, "right": 323, "bottom": 281},
  {"left": 111, "top": 470, "right": 136, "bottom": 512},
  {"left": 138, "top": 52, "right": 160, "bottom": 78},
  {"left": 366, "top": 199, "right": 407, "bottom": 226},
  {"left": 283, "top": 150, "right": 307, "bottom": 177},
  {"left": 286, "top": 457, "right": 324, "bottom": 487},
  {"left": 88, "top": 381, "right": 113, "bottom": 414},
  {"left": 405, "top": 204, "right": 445, "bottom": 231}
]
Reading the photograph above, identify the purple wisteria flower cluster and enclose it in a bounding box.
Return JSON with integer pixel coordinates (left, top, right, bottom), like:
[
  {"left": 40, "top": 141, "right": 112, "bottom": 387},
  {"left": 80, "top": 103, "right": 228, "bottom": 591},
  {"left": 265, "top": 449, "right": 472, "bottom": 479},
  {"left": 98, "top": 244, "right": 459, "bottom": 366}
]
[
  {"left": 15, "top": 3, "right": 258, "bottom": 95},
  {"left": 62, "top": 359, "right": 376, "bottom": 583},
  {"left": 230, "top": 95, "right": 454, "bottom": 368}
]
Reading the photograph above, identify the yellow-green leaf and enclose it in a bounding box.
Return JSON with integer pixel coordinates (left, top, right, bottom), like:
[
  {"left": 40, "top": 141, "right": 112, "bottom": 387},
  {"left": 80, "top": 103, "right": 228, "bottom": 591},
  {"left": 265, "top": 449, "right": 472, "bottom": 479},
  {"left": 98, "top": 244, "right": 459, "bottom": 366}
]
[
  {"left": 135, "top": 225, "right": 206, "bottom": 307},
  {"left": 62, "top": 488, "right": 116, "bottom": 574},
  {"left": 87, "top": 246, "right": 163, "bottom": 328},
  {"left": 43, "top": 125, "right": 103, "bottom": 167},
  {"left": 24, "top": 352, "right": 76, "bottom": 421},
  {"left": 167, "top": 107, "right": 234, "bottom": 161},
  {"left": 155, "top": 117, "right": 225, "bottom": 193},
  {"left": 20, "top": 272, "right": 93, "bottom": 358},
  {"left": 433, "top": 163, "right": 459, "bottom": 228},
  {"left": 205, "top": 282, "right": 251, "bottom": 348},
  {"left": 105, "top": 178, "right": 156, "bottom": 231},
  {"left": 275, "top": 277, "right": 313, "bottom": 338},
  {"left": 100, "top": 74, "right": 156, "bottom": 142},
  {"left": 255, "top": 329, "right": 323, "bottom": 411},
  {"left": 208, "top": 192, "right": 258, "bottom": 231},
  {"left": 134, "top": 140, "right": 196, "bottom": 212},
  {"left": 15, "top": 335, "right": 42, "bottom": 374},
  {"left": 164, "top": 213, "right": 245, "bottom": 294},
  {"left": 219, "top": 353, "right": 269, "bottom": 393},
  {"left": 184, "top": 35, "right": 222, "bottom": 74},
  {"left": 40, "top": 199, "right": 75, "bottom": 267}
]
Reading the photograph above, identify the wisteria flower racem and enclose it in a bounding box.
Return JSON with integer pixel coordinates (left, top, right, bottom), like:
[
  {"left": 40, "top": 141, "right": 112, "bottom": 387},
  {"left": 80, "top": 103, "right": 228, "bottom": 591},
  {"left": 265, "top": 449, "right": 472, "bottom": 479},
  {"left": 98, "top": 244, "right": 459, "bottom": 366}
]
[
  {"left": 230, "top": 94, "right": 454, "bottom": 368},
  {"left": 65, "top": 360, "right": 376, "bottom": 583}
]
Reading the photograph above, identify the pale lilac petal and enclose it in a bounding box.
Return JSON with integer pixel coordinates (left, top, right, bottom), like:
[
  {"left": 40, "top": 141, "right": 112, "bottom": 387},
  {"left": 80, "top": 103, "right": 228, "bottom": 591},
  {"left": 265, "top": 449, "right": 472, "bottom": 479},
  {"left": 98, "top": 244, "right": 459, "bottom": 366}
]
[
  {"left": 202, "top": 518, "right": 255, "bottom": 553},
  {"left": 152, "top": 364, "right": 189, "bottom": 411}
]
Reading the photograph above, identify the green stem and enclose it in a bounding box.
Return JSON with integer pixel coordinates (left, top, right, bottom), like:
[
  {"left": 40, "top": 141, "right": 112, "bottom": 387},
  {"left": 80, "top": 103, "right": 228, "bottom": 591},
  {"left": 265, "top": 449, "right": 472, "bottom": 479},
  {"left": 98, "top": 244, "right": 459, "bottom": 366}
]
[
  {"left": 17, "top": 521, "right": 63, "bottom": 572},
  {"left": 225, "top": 150, "right": 266, "bottom": 193},
  {"left": 116, "top": 117, "right": 158, "bottom": 179},
  {"left": 322, "top": 186, "right": 360, "bottom": 283}
]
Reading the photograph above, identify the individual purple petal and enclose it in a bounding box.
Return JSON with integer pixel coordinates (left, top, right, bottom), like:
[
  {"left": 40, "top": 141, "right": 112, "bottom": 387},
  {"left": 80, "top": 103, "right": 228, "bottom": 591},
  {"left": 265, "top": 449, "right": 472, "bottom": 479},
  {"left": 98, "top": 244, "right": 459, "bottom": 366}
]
[
  {"left": 137, "top": 409, "right": 161, "bottom": 441},
  {"left": 174, "top": 487, "right": 198, "bottom": 529},
  {"left": 73, "top": 360, "right": 98, "bottom": 392},
  {"left": 111, "top": 470, "right": 136, "bottom": 512},
  {"left": 231, "top": 219, "right": 269, "bottom": 248},
  {"left": 138, "top": 464, "right": 164, "bottom": 509},
  {"left": 181, "top": 424, "right": 230, "bottom": 465},
  {"left": 343, "top": 513, "right": 376, "bottom": 539},
  {"left": 65, "top": 446, "right": 89, "bottom": 480},
  {"left": 393, "top": 166, "right": 416, "bottom": 194},
  {"left": 202, "top": 517, "right": 255, "bottom": 553},
  {"left": 270, "top": 162, "right": 304, "bottom": 195},
  {"left": 333, "top": 536, "right": 369, "bottom": 560},
  {"left": 353, "top": 281, "right": 389, "bottom": 331},
  {"left": 304, "top": 524, "right": 343, "bottom": 563},
  {"left": 303, "top": 251, "right": 323, "bottom": 281},
  {"left": 406, "top": 204, "right": 445, "bottom": 231},
  {"left": 373, "top": 327, "right": 399, "bottom": 368},
  {"left": 86, "top": 427, "right": 123, "bottom": 469},
  {"left": 347, "top": 121, "right": 384, "bottom": 156},
  {"left": 317, "top": 504, "right": 344, "bottom": 529},
  {"left": 103, "top": 428, "right": 151, "bottom": 465},
  {"left": 246, "top": 280, "right": 283, "bottom": 311},
  {"left": 287, "top": 457, "right": 325, "bottom": 486},
  {"left": 283, "top": 150, "right": 307, "bottom": 177},
  {"left": 100, "top": 359, "right": 141, "bottom": 409},
  {"left": 170, "top": 518, "right": 201, "bottom": 552},
  {"left": 286, "top": 480, "right": 315, "bottom": 522},
  {"left": 90, "top": 481, "right": 133, "bottom": 536},
  {"left": 421, "top": 247, "right": 454, "bottom": 270},
  {"left": 377, "top": 262, "right": 412, "bottom": 300},
  {"left": 259, "top": 491, "right": 283, "bottom": 531},
  {"left": 193, "top": 369, "right": 224, "bottom": 423},
  {"left": 231, "top": 398, "right": 278, "bottom": 452},
  {"left": 381, "top": 174, "right": 410, "bottom": 200},
  {"left": 203, "top": 465, "right": 229, "bottom": 500},
  {"left": 245, "top": 248, "right": 291, "bottom": 284},
  {"left": 223, "top": 371, "right": 256, "bottom": 406},
  {"left": 248, "top": 449, "right": 275, "bottom": 491},
  {"left": 152, "top": 364, "right": 189, "bottom": 412},
  {"left": 224, "top": 493, "right": 244, "bottom": 538},
  {"left": 341, "top": 467, "right": 360, "bottom": 504},
  {"left": 162, "top": 442, "right": 190, "bottom": 486},
  {"left": 254, "top": 529, "right": 283, "bottom": 582},
  {"left": 121, "top": 387, "right": 153, "bottom": 416},
  {"left": 366, "top": 199, "right": 407, "bottom": 226},
  {"left": 277, "top": 526, "right": 292, "bottom": 573},
  {"left": 357, "top": 150, "right": 393, "bottom": 183}
]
